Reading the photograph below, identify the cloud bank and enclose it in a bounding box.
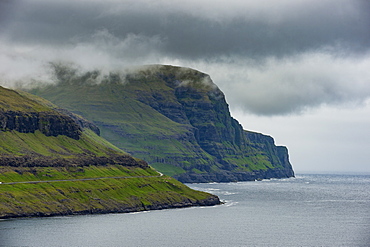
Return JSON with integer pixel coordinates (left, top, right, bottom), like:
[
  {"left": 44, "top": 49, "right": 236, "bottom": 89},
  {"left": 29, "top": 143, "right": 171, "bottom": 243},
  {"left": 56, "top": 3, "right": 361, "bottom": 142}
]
[{"left": 1, "top": 0, "right": 370, "bottom": 115}]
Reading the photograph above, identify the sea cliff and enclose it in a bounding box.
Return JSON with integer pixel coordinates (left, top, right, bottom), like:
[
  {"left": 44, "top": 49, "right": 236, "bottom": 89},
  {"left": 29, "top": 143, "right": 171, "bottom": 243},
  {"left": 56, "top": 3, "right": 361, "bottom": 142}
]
[{"left": 29, "top": 64, "right": 295, "bottom": 182}]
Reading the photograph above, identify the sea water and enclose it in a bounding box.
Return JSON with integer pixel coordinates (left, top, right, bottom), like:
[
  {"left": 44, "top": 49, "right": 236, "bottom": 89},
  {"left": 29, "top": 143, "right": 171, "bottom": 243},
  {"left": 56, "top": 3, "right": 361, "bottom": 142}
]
[{"left": 1, "top": 174, "right": 369, "bottom": 247}]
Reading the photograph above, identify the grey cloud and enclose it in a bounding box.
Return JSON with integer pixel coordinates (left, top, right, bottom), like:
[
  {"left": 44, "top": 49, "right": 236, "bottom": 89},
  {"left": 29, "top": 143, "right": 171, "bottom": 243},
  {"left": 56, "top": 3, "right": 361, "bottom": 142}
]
[
  {"left": 197, "top": 53, "right": 370, "bottom": 115},
  {"left": 2, "top": 0, "right": 370, "bottom": 59},
  {"left": 0, "top": 0, "right": 18, "bottom": 30},
  {"left": 1, "top": 0, "right": 370, "bottom": 116}
]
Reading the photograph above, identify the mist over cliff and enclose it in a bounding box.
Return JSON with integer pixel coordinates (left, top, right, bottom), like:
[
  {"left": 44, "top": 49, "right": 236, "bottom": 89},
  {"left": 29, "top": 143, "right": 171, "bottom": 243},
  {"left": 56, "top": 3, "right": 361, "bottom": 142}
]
[{"left": 28, "top": 64, "right": 294, "bottom": 183}]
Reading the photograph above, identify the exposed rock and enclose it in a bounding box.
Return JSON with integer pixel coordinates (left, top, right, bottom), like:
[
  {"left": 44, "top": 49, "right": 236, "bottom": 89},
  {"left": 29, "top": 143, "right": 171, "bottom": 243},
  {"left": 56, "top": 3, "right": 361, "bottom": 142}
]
[
  {"left": 55, "top": 108, "right": 100, "bottom": 136},
  {"left": 0, "top": 110, "right": 81, "bottom": 139},
  {"left": 0, "top": 153, "right": 149, "bottom": 168}
]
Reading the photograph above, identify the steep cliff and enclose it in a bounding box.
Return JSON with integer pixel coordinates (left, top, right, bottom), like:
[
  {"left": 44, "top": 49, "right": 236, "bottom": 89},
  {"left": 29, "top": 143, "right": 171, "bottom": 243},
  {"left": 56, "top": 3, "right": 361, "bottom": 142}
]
[
  {"left": 0, "top": 86, "right": 220, "bottom": 218},
  {"left": 0, "top": 86, "right": 81, "bottom": 139},
  {"left": 29, "top": 64, "right": 294, "bottom": 182}
]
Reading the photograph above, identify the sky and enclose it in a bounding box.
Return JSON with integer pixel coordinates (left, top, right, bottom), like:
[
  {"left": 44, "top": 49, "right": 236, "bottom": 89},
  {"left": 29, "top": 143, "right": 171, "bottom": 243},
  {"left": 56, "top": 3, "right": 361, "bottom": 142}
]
[{"left": 1, "top": 0, "right": 370, "bottom": 173}]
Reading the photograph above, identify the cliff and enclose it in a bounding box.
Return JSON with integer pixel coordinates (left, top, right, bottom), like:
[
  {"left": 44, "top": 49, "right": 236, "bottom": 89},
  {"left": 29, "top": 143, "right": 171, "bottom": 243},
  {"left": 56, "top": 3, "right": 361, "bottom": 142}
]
[
  {"left": 0, "top": 110, "right": 82, "bottom": 140},
  {"left": 0, "top": 86, "right": 81, "bottom": 139},
  {"left": 29, "top": 64, "right": 294, "bottom": 183},
  {"left": 0, "top": 86, "right": 220, "bottom": 218}
]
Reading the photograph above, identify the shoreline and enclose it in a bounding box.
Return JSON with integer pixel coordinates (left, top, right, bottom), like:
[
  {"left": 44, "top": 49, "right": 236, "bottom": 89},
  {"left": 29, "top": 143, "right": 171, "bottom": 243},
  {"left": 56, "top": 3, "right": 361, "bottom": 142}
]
[{"left": 0, "top": 194, "right": 221, "bottom": 220}]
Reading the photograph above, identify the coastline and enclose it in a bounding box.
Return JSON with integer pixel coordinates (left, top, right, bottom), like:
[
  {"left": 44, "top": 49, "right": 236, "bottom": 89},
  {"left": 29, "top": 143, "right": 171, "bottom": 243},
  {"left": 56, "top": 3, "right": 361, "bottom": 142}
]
[
  {"left": 0, "top": 195, "right": 221, "bottom": 220},
  {"left": 0, "top": 177, "right": 221, "bottom": 220}
]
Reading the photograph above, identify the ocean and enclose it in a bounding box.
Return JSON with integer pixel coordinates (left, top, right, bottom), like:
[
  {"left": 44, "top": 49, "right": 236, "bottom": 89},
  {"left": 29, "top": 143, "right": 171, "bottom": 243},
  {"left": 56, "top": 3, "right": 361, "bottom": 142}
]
[{"left": 1, "top": 174, "right": 369, "bottom": 247}]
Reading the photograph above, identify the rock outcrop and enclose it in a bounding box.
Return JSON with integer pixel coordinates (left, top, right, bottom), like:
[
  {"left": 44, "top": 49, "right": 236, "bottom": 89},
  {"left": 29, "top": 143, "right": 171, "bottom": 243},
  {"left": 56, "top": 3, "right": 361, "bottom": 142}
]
[
  {"left": 0, "top": 86, "right": 82, "bottom": 139},
  {"left": 0, "top": 110, "right": 82, "bottom": 140},
  {"left": 55, "top": 108, "right": 100, "bottom": 136}
]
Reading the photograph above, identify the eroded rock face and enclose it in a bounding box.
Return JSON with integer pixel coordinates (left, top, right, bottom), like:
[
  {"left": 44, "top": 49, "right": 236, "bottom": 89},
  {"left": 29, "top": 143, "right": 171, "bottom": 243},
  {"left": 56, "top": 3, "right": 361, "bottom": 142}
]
[
  {"left": 126, "top": 67, "right": 295, "bottom": 182},
  {"left": 244, "top": 131, "right": 294, "bottom": 177},
  {"left": 0, "top": 153, "right": 149, "bottom": 168},
  {"left": 0, "top": 110, "right": 81, "bottom": 140},
  {"left": 55, "top": 108, "right": 100, "bottom": 136}
]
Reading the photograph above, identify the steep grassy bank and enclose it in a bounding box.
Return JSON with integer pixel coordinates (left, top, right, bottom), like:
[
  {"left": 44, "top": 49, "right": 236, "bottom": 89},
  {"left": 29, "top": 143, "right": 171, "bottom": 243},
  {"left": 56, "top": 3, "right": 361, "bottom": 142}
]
[{"left": 0, "top": 168, "right": 218, "bottom": 219}]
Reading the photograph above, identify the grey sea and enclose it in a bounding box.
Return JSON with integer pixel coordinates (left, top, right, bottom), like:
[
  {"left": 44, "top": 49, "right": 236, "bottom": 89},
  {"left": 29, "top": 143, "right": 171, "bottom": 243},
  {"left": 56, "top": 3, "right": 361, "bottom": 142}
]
[{"left": 1, "top": 174, "right": 369, "bottom": 247}]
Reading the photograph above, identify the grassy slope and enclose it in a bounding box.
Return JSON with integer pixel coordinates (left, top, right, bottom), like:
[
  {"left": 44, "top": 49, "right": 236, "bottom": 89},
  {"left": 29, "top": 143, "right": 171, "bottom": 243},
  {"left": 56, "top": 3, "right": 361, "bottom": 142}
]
[
  {"left": 0, "top": 86, "right": 219, "bottom": 218},
  {"left": 0, "top": 129, "right": 121, "bottom": 157},
  {"left": 30, "top": 79, "right": 206, "bottom": 176},
  {"left": 0, "top": 174, "right": 215, "bottom": 218},
  {"left": 0, "top": 86, "right": 51, "bottom": 112}
]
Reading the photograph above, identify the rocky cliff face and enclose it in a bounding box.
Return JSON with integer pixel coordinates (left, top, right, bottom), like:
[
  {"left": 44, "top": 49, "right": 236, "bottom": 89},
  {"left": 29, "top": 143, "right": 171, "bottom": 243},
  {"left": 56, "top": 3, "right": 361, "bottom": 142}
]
[
  {"left": 55, "top": 108, "right": 100, "bottom": 136},
  {"left": 244, "top": 131, "right": 294, "bottom": 178},
  {"left": 0, "top": 86, "right": 82, "bottom": 140},
  {"left": 29, "top": 64, "right": 295, "bottom": 182},
  {"left": 131, "top": 67, "right": 294, "bottom": 182},
  {"left": 0, "top": 110, "right": 81, "bottom": 140}
]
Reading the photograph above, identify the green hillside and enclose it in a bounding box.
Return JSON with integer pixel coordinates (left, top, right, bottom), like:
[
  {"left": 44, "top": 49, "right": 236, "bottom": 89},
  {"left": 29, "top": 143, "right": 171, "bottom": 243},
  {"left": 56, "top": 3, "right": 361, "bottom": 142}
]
[
  {"left": 28, "top": 64, "right": 294, "bottom": 182},
  {"left": 0, "top": 86, "right": 51, "bottom": 112},
  {"left": 0, "top": 86, "right": 220, "bottom": 218}
]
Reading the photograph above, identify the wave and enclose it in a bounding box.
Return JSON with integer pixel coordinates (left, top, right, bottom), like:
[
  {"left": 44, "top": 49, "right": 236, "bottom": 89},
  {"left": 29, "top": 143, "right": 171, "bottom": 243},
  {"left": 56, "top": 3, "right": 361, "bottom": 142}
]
[{"left": 223, "top": 200, "right": 239, "bottom": 207}]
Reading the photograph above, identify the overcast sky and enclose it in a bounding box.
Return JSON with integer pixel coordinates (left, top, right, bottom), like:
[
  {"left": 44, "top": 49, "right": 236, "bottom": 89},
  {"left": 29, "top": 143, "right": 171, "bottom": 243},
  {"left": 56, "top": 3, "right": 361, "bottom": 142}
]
[{"left": 1, "top": 0, "right": 370, "bottom": 173}]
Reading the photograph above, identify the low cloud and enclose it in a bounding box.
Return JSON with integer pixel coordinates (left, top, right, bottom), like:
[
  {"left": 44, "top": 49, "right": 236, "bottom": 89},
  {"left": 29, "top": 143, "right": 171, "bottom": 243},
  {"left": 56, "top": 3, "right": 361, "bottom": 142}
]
[
  {"left": 0, "top": 29, "right": 165, "bottom": 86},
  {"left": 200, "top": 52, "right": 370, "bottom": 115}
]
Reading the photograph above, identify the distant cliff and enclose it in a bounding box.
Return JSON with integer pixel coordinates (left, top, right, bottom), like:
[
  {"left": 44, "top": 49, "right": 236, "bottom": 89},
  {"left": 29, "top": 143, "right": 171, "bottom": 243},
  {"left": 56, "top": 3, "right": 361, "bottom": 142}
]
[{"left": 29, "top": 64, "right": 295, "bottom": 183}]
